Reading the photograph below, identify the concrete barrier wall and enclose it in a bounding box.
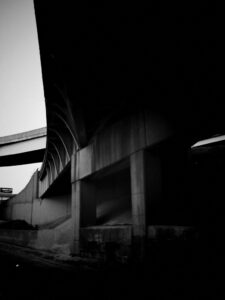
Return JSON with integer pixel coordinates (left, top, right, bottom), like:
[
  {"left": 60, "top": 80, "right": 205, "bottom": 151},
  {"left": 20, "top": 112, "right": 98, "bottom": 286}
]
[
  {"left": 80, "top": 225, "right": 132, "bottom": 261},
  {"left": 3, "top": 193, "right": 71, "bottom": 227},
  {"left": 0, "top": 217, "right": 73, "bottom": 255},
  {"left": 34, "top": 217, "right": 73, "bottom": 254},
  {"left": 79, "top": 225, "right": 196, "bottom": 261},
  {"left": 32, "top": 194, "right": 71, "bottom": 226},
  {"left": 2, "top": 169, "right": 71, "bottom": 227},
  {"left": 38, "top": 172, "right": 49, "bottom": 198},
  {"left": 11, "top": 203, "right": 33, "bottom": 224},
  {"left": 2, "top": 170, "right": 39, "bottom": 223}
]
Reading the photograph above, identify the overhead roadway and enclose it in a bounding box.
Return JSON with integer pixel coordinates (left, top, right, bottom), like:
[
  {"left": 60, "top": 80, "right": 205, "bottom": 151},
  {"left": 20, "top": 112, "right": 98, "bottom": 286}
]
[
  {"left": 0, "top": 127, "right": 46, "bottom": 166},
  {"left": 33, "top": 1, "right": 225, "bottom": 155}
]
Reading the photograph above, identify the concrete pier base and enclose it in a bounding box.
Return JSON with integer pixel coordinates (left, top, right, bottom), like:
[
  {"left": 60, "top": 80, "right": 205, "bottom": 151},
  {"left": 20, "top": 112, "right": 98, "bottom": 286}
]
[
  {"left": 71, "top": 153, "right": 81, "bottom": 255},
  {"left": 130, "top": 150, "right": 146, "bottom": 261}
]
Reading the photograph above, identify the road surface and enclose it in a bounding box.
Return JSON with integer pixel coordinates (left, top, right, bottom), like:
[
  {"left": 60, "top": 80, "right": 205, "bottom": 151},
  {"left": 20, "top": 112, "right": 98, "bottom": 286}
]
[{"left": 0, "top": 241, "right": 223, "bottom": 299}]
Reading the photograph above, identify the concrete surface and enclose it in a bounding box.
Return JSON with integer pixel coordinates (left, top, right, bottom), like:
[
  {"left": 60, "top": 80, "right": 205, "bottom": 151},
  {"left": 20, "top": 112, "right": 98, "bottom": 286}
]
[{"left": 0, "top": 216, "right": 72, "bottom": 255}]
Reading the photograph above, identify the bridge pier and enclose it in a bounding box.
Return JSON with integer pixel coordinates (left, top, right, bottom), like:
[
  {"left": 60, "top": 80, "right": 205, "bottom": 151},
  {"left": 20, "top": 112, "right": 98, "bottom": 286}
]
[
  {"left": 71, "top": 153, "right": 81, "bottom": 255},
  {"left": 130, "top": 150, "right": 147, "bottom": 261}
]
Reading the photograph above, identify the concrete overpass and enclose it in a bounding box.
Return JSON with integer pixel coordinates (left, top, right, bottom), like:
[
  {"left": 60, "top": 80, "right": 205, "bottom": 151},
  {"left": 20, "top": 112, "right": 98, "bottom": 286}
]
[
  {"left": 0, "top": 2, "right": 224, "bottom": 262},
  {"left": 0, "top": 128, "right": 46, "bottom": 166}
]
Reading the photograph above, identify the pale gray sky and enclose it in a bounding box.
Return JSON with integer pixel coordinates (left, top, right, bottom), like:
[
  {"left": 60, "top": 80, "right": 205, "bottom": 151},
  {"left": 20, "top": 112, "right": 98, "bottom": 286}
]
[{"left": 0, "top": 0, "right": 46, "bottom": 193}]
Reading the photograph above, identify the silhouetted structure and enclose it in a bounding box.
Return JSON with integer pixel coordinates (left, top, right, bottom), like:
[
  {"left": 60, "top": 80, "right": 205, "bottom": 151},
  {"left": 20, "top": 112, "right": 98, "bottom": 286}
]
[{"left": 0, "top": 2, "right": 224, "bottom": 263}]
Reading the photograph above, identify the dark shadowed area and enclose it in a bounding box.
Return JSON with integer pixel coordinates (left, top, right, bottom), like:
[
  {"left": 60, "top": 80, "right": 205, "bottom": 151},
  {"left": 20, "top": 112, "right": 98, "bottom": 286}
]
[{"left": 0, "top": 2, "right": 224, "bottom": 299}]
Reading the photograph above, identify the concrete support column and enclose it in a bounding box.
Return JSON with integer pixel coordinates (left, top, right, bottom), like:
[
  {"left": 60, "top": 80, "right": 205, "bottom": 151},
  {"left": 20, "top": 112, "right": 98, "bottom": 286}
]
[
  {"left": 30, "top": 169, "right": 39, "bottom": 225},
  {"left": 71, "top": 180, "right": 81, "bottom": 255},
  {"left": 130, "top": 150, "right": 146, "bottom": 261},
  {"left": 71, "top": 152, "right": 81, "bottom": 255},
  {"left": 71, "top": 150, "right": 97, "bottom": 255}
]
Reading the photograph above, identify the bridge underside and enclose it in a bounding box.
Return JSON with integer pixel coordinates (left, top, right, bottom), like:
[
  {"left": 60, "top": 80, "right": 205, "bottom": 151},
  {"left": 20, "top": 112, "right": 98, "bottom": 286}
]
[
  {"left": 1, "top": 2, "right": 223, "bottom": 261},
  {"left": 34, "top": 2, "right": 224, "bottom": 149}
]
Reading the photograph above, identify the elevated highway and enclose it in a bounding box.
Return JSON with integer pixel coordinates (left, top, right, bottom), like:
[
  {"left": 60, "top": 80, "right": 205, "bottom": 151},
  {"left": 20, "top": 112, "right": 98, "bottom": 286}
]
[
  {"left": 0, "top": 128, "right": 46, "bottom": 166},
  {"left": 0, "top": 2, "right": 224, "bottom": 262}
]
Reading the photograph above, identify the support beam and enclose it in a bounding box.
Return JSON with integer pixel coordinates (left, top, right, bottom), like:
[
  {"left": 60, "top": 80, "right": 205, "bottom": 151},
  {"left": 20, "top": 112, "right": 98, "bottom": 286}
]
[{"left": 130, "top": 150, "right": 146, "bottom": 260}]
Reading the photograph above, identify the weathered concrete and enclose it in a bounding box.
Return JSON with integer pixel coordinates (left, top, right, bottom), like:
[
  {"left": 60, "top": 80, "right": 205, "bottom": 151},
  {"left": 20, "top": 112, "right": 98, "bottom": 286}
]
[
  {"left": 130, "top": 150, "right": 146, "bottom": 260},
  {"left": 145, "top": 150, "right": 163, "bottom": 226},
  {"left": 94, "top": 166, "right": 131, "bottom": 226},
  {"left": 130, "top": 150, "right": 146, "bottom": 237},
  {"left": 74, "top": 112, "right": 172, "bottom": 183},
  {"left": 34, "top": 111, "right": 178, "bottom": 258},
  {"left": 2, "top": 170, "right": 39, "bottom": 224},
  {"left": 80, "top": 226, "right": 132, "bottom": 262},
  {"left": 2, "top": 169, "right": 71, "bottom": 228},
  {"left": 80, "top": 181, "right": 96, "bottom": 227},
  {"left": 71, "top": 153, "right": 81, "bottom": 254},
  {"left": 147, "top": 225, "right": 197, "bottom": 240},
  {"left": 0, "top": 217, "right": 73, "bottom": 255},
  {"left": 32, "top": 195, "right": 71, "bottom": 227},
  {"left": 71, "top": 181, "right": 81, "bottom": 255},
  {"left": 76, "top": 145, "right": 93, "bottom": 179},
  {"left": 1, "top": 108, "right": 223, "bottom": 262},
  {"left": 28, "top": 0, "right": 225, "bottom": 265}
]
